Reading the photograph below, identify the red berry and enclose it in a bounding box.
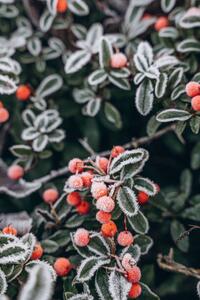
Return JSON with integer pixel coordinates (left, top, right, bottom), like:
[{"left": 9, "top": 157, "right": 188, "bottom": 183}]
[
  {"left": 91, "top": 182, "right": 108, "bottom": 199},
  {"left": 101, "top": 221, "right": 117, "bottom": 238},
  {"left": 7, "top": 165, "right": 24, "bottom": 181},
  {"left": 43, "top": 188, "right": 59, "bottom": 204},
  {"left": 137, "top": 191, "right": 149, "bottom": 205},
  {"left": 0, "top": 107, "right": 9, "bottom": 123},
  {"left": 154, "top": 16, "right": 169, "bottom": 31},
  {"left": 117, "top": 231, "right": 134, "bottom": 247},
  {"left": 96, "top": 211, "right": 112, "bottom": 224},
  {"left": 111, "top": 146, "right": 125, "bottom": 158},
  {"left": 76, "top": 200, "right": 90, "bottom": 215},
  {"left": 2, "top": 226, "right": 17, "bottom": 236},
  {"left": 16, "top": 85, "right": 31, "bottom": 101},
  {"left": 191, "top": 95, "right": 200, "bottom": 111},
  {"left": 66, "top": 192, "right": 81, "bottom": 206},
  {"left": 31, "top": 243, "right": 43, "bottom": 260},
  {"left": 185, "top": 81, "right": 200, "bottom": 97},
  {"left": 96, "top": 196, "right": 115, "bottom": 213},
  {"left": 54, "top": 257, "right": 71, "bottom": 276},
  {"left": 110, "top": 53, "right": 127, "bottom": 69},
  {"left": 122, "top": 253, "right": 136, "bottom": 271},
  {"left": 57, "top": 0, "right": 68, "bottom": 13},
  {"left": 68, "top": 158, "right": 84, "bottom": 173},
  {"left": 74, "top": 228, "right": 90, "bottom": 247},
  {"left": 126, "top": 266, "right": 141, "bottom": 283},
  {"left": 96, "top": 156, "right": 109, "bottom": 173},
  {"left": 68, "top": 175, "right": 83, "bottom": 189},
  {"left": 128, "top": 283, "right": 142, "bottom": 299},
  {"left": 81, "top": 171, "right": 93, "bottom": 187}
]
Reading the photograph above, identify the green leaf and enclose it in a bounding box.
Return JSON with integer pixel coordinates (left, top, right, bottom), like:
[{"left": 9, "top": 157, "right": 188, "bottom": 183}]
[
  {"left": 108, "top": 76, "right": 131, "bottom": 90},
  {"left": 104, "top": 102, "right": 122, "bottom": 129},
  {"left": 161, "top": 0, "right": 176, "bottom": 12},
  {"left": 177, "top": 38, "right": 200, "bottom": 53},
  {"left": 36, "top": 74, "right": 63, "bottom": 98},
  {"left": 179, "top": 8, "right": 200, "bottom": 28},
  {"left": 170, "top": 220, "right": 189, "bottom": 252},
  {"left": 180, "top": 169, "right": 192, "bottom": 197},
  {"left": 134, "top": 177, "right": 157, "bottom": 196},
  {"left": 156, "top": 109, "right": 192, "bottom": 122},
  {"left": 128, "top": 211, "right": 149, "bottom": 234},
  {"left": 135, "top": 79, "right": 154, "bottom": 116},
  {"left": 88, "top": 69, "right": 107, "bottom": 86},
  {"left": 0, "top": 269, "right": 7, "bottom": 295},
  {"left": 95, "top": 269, "right": 112, "bottom": 300},
  {"left": 65, "top": 50, "right": 91, "bottom": 74},
  {"left": 155, "top": 73, "right": 168, "bottom": 98},
  {"left": 135, "top": 235, "right": 153, "bottom": 255},
  {"left": 41, "top": 240, "right": 59, "bottom": 253},
  {"left": 68, "top": 0, "right": 89, "bottom": 16},
  {"left": 146, "top": 116, "right": 161, "bottom": 137},
  {"left": 140, "top": 283, "right": 160, "bottom": 299},
  {"left": 10, "top": 145, "right": 32, "bottom": 158},
  {"left": 117, "top": 186, "right": 139, "bottom": 217},
  {"left": 190, "top": 116, "right": 200, "bottom": 134},
  {"left": 181, "top": 204, "right": 200, "bottom": 222},
  {"left": 99, "top": 37, "right": 113, "bottom": 69},
  {"left": 88, "top": 233, "right": 110, "bottom": 256},
  {"left": 108, "top": 271, "right": 131, "bottom": 300},
  {"left": 191, "top": 142, "right": 200, "bottom": 170}
]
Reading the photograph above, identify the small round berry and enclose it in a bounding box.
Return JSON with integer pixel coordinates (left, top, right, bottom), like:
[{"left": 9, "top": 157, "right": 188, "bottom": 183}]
[
  {"left": 16, "top": 85, "right": 31, "bottom": 101},
  {"left": 96, "top": 156, "right": 109, "bottom": 173},
  {"left": 91, "top": 182, "right": 108, "bottom": 200},
  {"left": 43, "top": 188, "right": 59, "bottom": 204},
  {"left": 68, "top": 158, "right": 84, "bottom": 173},
  {"left": 7, "top": 165, "right": 24, "bottom": 181},
  {"left": 154, "top": 16, "right": 169, "bottom": 31},
  {"left": 191, "top": 95, "right": 200, "bottom": 111},
  {"left": 31, "top": 243, "right": 43, "bottom": 260},
  {"left": 185, "top": 81, "right": 200, "bottom": 97},
  {"left": 101, "top": 220, "right": 117, "bottom": 238},
  {"left": 76, "top": 200, "right": 90, "bottom": 215},
  {"left": 2, "top": 226, "right": 17, "bottom": 236},
  {"left": 57, "top": 0, "right": 68, "bottom": 13},
  {"left": 122, "top": 253, "right": 136, "bottom": 271},
  {"left": 111, "top": 146, "right": 125, "bottom": 158},
  {"left": 66, "top": 191, "right": 81, "bottom": 206},
  {"left": 0, "top": 108, "right": 9, "bottom": 123},
  {"left": 96, "top": 211, "right": 112, "bottom": 224},
  {"left": 142, "top": 13, "right": 153, "bottom": 20},
  {"left": 81, "top": 171, "right": 93, "bottom": 187},
  {"left": 137, "top": 191, "right": 149, "bottom": 205},
  {"left": 74, "top": 228, "right": 90, "bottom": 247},
  {"left": 110, "top": 53, "right": 127, "bottom": 69},
  {"left": 54, "top": 257, "right": 71, "bottom": 277},
  {"left": 126, "top": 266, "right": 141, "bottom": 283},
  {"left": 128, "top": 283, "right": 142, "bottom": 299},
  {"left": 96, "top": 196, "right": 115, "bottom": 213},
  {"left": 68, "top": 175, "right": 83, "bottom": 189},
  {"left": 117, "top": 231, "right": 134, "bottom": 247}
]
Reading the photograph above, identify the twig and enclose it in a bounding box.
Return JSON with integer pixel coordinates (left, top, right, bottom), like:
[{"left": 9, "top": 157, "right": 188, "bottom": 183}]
[
  {"left": 176, "top": 225, "right": 200, "bottom": 243},
  {"left": 157, "top": 249, "right": 200, "bottom": 280},
  {"left": 34, "top": 124, "right": 175, "bottom": 185},
  {"left": 0, "top": 123, "right": 10, "bottom": 156},
  {"left": 78, "top": 138, "right": 96, "bottom": 156}
]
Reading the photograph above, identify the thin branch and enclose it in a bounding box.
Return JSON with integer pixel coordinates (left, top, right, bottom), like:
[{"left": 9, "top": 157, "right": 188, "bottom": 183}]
[
  {"left": 157, "top": 249, "right": 200, "bottom": 280},
  {"left": 34, "top": 124, "right": 175, "bottom": 185},
  {"left": 78, "top": 138, "right": 96, "bottom": 156},
  {"left": 176, "top": 225, "right": 200, "bottom": 243},
  {"left": 0, "top": 123, "right": 10, "bottom": 156}
]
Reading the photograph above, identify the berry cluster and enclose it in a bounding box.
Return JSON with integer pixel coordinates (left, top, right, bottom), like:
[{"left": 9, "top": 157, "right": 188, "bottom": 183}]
[{"left": 185, "top": 81, "right": 200, "bottom": 111}]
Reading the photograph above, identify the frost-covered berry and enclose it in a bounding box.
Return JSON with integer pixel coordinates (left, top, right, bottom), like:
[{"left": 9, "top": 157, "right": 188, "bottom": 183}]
[
  {"left": 91, "top": 182, "right": 108, "bottom": 199},
  {"left": 110, "top": 53, "right": 127, "bottom": 69},
  {"left": 54, "top": 257, "right": 71, "bottom": 276},
  {"left": 74, "top": 228, "right": 90, "bottom": 247},
  {"left": 185, "top": 81, "right": 200, "bottom": 97},
  {"left": 7, "top": 165, "right": 24, "bottom": 181},
  {"left": 154, "top": 16, "right": 169, "bottom": 31},
  {"left": 96, "top": 210, "right": 112, "bottom": 224},
  {"left": 126, "top": 266, "right": 141, "bottom": 283},
  {"left": 0, "top": 107, "right": 9, "bottom": 123},
  {"left": 137, "top": 191, "right": 149, "bottom": 205},
  {"left": 101, "top": 220, "right": 117, "bottom": 237},
  {"left": 117, "top": 231, "right": 134, "bottom": 247},
  {"left": 68, "top": 175, "right": 83, "bottom": 189},
  {"left": 57, "top": 0, "right": 68, "bottom": 13},
  {"left": 128, "top": 283, "right": 142, "bottom": 299},
  {"left": 96, "top": 156, "right": 109, "bottom": 173},
  {"left": 76, "top": 200, "right": 90, "bottom": 215},
  {"left": 16, "top": 85, "right": 31, "bottom": 101},
  {"left": 122, "top": 253, "right": 136, "bottom": 271},
  {"left": 81, "top": 171, "right": 93, "bottom": 187},
  {"left": 66, "top": 191, "right": 81, "bottom": 206},
  {"left": 68, "top": 158, "right": 84, "bottom": 173},
  {"left": 43, "top": 188, "right": 59, "bottom": 204},
  {"left": 111, "top": 146, "right": 125, "bottom": 158},
  {"left": 191, "top": 95, "right": 200, "bottom": 111},
  {"left": 96, "top": 196, "right": 115, "bottom": 213},
  {"left": 31, "top": 243, "right": 43, "bottom": 260},
  {"left": 2, "top": 225, "right": 17, "bottom": 236}
]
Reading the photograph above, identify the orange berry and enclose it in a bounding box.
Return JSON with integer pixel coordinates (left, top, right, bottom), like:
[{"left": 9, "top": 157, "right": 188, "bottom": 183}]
[
  {"left": 0, "top": 108, "right": 9, "bottom": 123},
  {"left": 16, "top": 85, "right": 31, "bottom": 101},
  {"left": 185, "top": 81, "right": 200, "bottom": 97},
  {"left": 154, "top": 16, "right": 169, "bottom": 31},
  {"left": 142, "top": 13, "right": 153, "bottom": 20},
  {"left": 68, "top": 175, "right": 83, "bottom": 189},
  {"left": 96, "top": 156, "right": 109, "bottom": 173},
  {"left": 101, "top": 220, "right": 117, "bottom": 238},
  {"left": 43, "top": 188, "right": 59, "bottom": 204},
  {"left": 7, "top": 165, "right": 24, "bottom": 181},
  {"left": 74, "top": 228, "right": 90, "bottom": 247},
  {"left": 66, "top": 192, "right": 81, "bottom": 206},
  {"left": 57, "top": 0, "right": 68, "bottom": 13},
  {"left": 81, "top": 171, "right": 93, "bottom": 187},
  {"left": 31, "top": 243, "right": 43, "bottom": 260},
  {"left": 76, "top": 200, "right": 90, "bottom": 215},
  {"left": 2, "top": 225, "right": 17, "bottom": 236},
  {"left": 68, "top": 158, "right": 84, "bottom": 173},
  {"left": 126, "top": 266, "right": 141, "bottom": 283},
  {"left": 96, "top": 211, "right": 112, "bottom": 224},
  {"left": 91, "top": 182, "right": 108, "bottom": 199},
  {"left": 191, "top": 95, "right": 200, "bottom": 111},
  {"left": 96, "top": 196, "right": 115, "bottom": 213},
  {"left": 128, "top": 283, "right": 142, "bottom": 299},
  {"left": 54, "top": 257, "right": 71, "bottom": 277},
  {"left": 137, "top": 191, "right": 149, "bottom": 205},
  {"left": 111, "top": 146, "right": 125, "bottom": 158},
  {"left": 110, "top": 53, "right": 127, "bottom": 69},
  {"left": 117, "top": 231, "right": 134, "bottom": 247}
]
